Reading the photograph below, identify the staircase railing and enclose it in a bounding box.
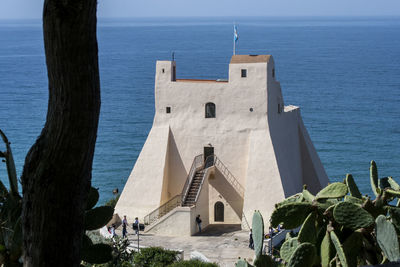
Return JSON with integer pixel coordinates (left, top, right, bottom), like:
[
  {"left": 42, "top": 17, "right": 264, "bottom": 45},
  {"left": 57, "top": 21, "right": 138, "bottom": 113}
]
[
  {"left": 213, "top": 156, "right": 245, "bottom": 198},
  {"left": 144, "top": 194, "right": 182, "bottom": 225},
  {"left": 180, "top": 154, "right": 204, "bottom": 204}
]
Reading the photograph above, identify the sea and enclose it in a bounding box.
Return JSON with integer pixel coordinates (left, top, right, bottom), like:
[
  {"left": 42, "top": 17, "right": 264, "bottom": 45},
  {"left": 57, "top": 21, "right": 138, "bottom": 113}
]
[{"left": 0, "top": 17, "right": 399, "bottom": 204}]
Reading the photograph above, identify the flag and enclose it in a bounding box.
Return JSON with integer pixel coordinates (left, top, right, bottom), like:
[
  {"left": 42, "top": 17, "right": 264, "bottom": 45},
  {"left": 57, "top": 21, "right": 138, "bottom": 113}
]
[{"left": 234, "top": 25, "right": 238, "bottom": 42}]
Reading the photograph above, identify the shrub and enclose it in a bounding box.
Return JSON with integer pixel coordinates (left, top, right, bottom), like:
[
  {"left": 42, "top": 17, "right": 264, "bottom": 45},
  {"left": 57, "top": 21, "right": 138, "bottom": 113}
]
[{"left": 133, "top": 247, "right": 179, "bottom": 267}]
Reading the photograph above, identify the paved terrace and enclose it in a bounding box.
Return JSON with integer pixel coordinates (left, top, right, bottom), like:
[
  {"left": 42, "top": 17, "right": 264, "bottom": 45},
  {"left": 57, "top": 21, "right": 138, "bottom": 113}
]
[{"left": 117, "top": 224, "right": 255, "bottom": 267}]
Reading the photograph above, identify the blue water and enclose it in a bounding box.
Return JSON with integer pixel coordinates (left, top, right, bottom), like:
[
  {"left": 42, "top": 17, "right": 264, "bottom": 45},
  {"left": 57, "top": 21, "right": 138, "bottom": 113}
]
[{"left": 0, "top": 17, "right": 399, "bottom": 203}]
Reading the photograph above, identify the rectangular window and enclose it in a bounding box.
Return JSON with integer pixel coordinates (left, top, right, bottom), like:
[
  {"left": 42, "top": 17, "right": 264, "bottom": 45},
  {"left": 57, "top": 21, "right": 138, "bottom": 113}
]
[
  {"left": 241, "top": 69, "right": 247, "bottom": 78},
  {"left": 166, "top": 107, "right": 171, "bottom": 113}
]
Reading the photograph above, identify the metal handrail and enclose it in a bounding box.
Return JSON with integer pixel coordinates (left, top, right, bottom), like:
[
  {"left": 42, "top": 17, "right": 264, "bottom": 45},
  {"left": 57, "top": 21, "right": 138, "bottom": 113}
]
[
  {"left": 143, "top": 194, "right": 182, "bottom": 225},
  {"left": 181, "top": 154, "right": 203, "bottom": 204},
  {"left": 213, "top": 156, "right": 245, "bottom": 197}
]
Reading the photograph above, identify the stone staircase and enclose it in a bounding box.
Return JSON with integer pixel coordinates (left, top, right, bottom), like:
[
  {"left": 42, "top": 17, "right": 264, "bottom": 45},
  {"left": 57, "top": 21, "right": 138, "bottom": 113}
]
[{"left": 182, "top": 170, "right": 205, "bottom": 206}]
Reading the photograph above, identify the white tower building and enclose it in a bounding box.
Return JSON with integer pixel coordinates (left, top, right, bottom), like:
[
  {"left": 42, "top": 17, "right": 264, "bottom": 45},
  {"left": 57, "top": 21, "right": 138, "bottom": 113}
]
[{"left": 115, "top": 55, "right": 329, "bottom": 236}]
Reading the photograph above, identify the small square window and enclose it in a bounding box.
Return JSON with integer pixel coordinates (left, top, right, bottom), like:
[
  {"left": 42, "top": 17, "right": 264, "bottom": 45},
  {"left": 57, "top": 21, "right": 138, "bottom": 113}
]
[
  {"left": 241, "top": 69, "right": 247, "bottom": 78},
  {"left": 166, "top": 107, "right": 171, "bottom": 113}
]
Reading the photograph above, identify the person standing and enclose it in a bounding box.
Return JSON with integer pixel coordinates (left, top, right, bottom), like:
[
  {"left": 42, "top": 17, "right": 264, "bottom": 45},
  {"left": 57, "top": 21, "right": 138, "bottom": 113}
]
[
  {"left": 195, "top": 215, "right": 202, "bottom": 233},
  {"left": 249, "top": 229, "right": 254, "bottom": 249},
  {"left": 134, "top": 217, "right": 139, "bottom": 235},
  {"left": 122, "top": 215, "right": 128, "bottom": 238}
]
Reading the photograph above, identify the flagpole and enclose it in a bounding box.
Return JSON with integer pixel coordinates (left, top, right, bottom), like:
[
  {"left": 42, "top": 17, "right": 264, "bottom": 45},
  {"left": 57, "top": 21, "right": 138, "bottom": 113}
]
[{"left": 233, "top": 24, "right": 236, "bottom": 55}]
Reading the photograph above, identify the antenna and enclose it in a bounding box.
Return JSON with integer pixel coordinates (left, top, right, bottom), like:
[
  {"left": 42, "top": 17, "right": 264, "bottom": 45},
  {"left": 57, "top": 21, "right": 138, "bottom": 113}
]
[{"left": 172, "top": 52, "right": 175, "bottom": 61}]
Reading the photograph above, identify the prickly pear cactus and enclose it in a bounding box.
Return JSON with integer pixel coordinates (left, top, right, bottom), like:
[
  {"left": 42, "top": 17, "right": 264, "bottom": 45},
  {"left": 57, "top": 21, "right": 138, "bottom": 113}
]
[
  {"left": 375, "top": 215, "right": 400, "bottom": 262},
  {"left": 345, "top": 174, "right": 362, "bottom": 199},
  {"left": 370, "top": 160, "right": 380, "bottom": 196},
  {"left": 344, "top": 195, "right": 363, "bottom": 205},
  {"left": 320, "top": 231, "right": 333, "bottom": 267},
  {"left": 330, "top": 231, "right": 348, "bottom": 267},
  {"left": 280, "top": 237, "right": 299, "bottom": 262},
  {"left": 333, "top": 201, "right": 374, "bottom": 230},
  {"left": 316, "top": 182, "right": 348, "bottom": 200},
  {"left": 301, "top": 187, "right": 315, "bottom": 202},
  {"left": 270, "top": 202, "right": 312, "bottom": 229},
  {"left": 342, "top": 231, "right": 363, "bottom": 267},
  {"left": 235, "top": 258, "right": 249, "bottom": 267},
  {"left": 84, "top": 206, "right": 114, "bottom": 231},
  {"left": 253, "top": 254, "right": 275, "bottom": 267},
  {"left": 297, "top": 212, "right": 316, "bottom": 244},
  {"left": 81, "top": 243, "right": 113, "bottom": 264},
  {"left": 252, "top": 210, "right": 264, "bottom": 260},
  {"left": 287, "top": 242, "right": 316, "bottom": 267}
]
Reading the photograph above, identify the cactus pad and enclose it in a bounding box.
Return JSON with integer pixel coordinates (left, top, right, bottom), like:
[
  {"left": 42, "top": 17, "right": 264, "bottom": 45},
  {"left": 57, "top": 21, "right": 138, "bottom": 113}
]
[
  {"left": 280, "top": 237, "right": 299, "bottom": 262},
  {"left": 276, "top": 193, "right": 303, "bottom": 208},
  {"left": 344, "top": 195, "right": 363, "bottom": 205},
  {"left": 333, "top": 201, "right": 374, "bottom": 230},
  {"left": 370, "top": 160, "right": 380, "bottom": 196},
  {"left": 375, "top": 215, "right": 400, "bottom": 262},
  {"left": 254, "top": 255, "right": 275, "bottom": 267},
  {"left": 81, "top": 243, "right": 113, "bottom": 264},
  {"left": 84, "top": 206, "right": 114, "bottom": 231},
  {"left": 270, "top": 202, "right": 312, "bottom": 229},
  {"left": 302, "top": 188, "right": 315, "bottom": 202},
  {"left": 287, "top": 242, "right": 316, "bottom": 267},
  {"left": 388, "top": 176, "right": 400, "bottom": 190},
  {"left": 298, "top": 212, "right": 316, "bottom": 244},
  {"left": 316, "top": 182, "right": 348, "bottom": 200},
  {"left": 252, "top": 210, "right": 264, "bottom": 260},
  {"left": 389, "top": 207, "right": 400, "bottom": 233},
  {"left": 320, "top": 231, "right": 332, "bottom": 267},
  {"left": 345, "top": 174, "right": 362, "bottom": 199},
  {"left": 0, "top": 129, "right": 19, "bottom": 196},
  {"left": 86, "top": 187, "right": 100, "bottom": 210},
  {"left": 330, "top": 231, "right": 348, "bottom": 267},
  {"left": 235, "top": 259, "right": 249, "bottom": 267},
  {"left": 342, "top": 231, "right": 363, "bottom": 267}
]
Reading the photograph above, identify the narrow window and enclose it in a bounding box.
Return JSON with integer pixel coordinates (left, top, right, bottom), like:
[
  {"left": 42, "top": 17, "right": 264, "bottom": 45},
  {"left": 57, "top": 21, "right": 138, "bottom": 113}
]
[
  {"left": 205, "top": 102, "right": 216, "bottom": 118},
  {"left": 166, "top": 107, "right": 171, "bottom": 113},
  {"left": 172, "top": 66, "right": 176, "bottom": 81},
  {"left": 272, "top": 68, "right": 275, "bottom": 78},
  {"left": 241, "top": 69, "right": 247, "bottom": 78},
  {"left": 278, "top": 104, "right": 281, "bottom": 114},
  {"left": 162, "top": 68, "right": 165, "bottom": 73}
]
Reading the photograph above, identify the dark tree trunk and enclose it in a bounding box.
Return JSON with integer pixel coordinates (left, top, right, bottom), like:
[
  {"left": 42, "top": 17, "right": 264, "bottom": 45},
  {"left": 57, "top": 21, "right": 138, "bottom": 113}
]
[{"left": 21, "top": 0, "right": 100, "bottom": 266}]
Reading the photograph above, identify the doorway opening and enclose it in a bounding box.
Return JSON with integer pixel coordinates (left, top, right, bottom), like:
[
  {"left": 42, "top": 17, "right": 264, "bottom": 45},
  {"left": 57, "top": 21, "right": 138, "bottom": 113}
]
[{"left": 214, "top": 201, "right": 224, "bottom": 222}]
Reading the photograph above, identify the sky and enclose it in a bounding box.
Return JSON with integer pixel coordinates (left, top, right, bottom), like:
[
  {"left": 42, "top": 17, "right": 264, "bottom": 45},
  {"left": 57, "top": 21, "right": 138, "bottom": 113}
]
[{"left": 1, "top": 0, "right": 400, "bottom": 19}]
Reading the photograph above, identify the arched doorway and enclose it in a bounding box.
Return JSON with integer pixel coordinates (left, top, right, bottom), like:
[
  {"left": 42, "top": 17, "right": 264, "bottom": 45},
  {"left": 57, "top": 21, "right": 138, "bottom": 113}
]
[{"left": 214, "top": 201, "right": 224, "bottom": 222}]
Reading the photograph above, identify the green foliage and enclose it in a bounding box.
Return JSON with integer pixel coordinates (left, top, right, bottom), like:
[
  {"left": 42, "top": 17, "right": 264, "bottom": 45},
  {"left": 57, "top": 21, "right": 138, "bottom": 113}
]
[
  {"left": 333, "top": 202, "right": 374, "bottom": 230},
  {"left": 330, "top": 231, "right": 348, "bottom": 267},
  {"left": 297, "top": 212, "right": 316, "bottom": 243},
  {"left": 375, "top": 215, "right": 400, "bottom": 262},
  {"left": 235, "top": 258, "right": 249, "bottom": 267},
  {"left": 84, "top": 206, "right": 114, "bottom": 231},
  {"left": 0, "top": 130, "right": 22, "bottom": 267},
  {"left": 280, "top": 238, "right": 299, "bottom": 262},
  {"left": 169, "top": 259, "right": 219, "bottom": 267},
  {"left": 270, "top": 202, "right": 312, "bottom": 229},
  {"left": 315, "top": 182, "right": 348, "bottom": 200},
  {"left": 287, "top": 242, "right": 316, "bottom": 267},
  {"left": 370, "top": 160, "right": 380, "bottom": 196},
  {"left": 105, "top": 194, "right": 120, "bottom": 209},
  {"left": 133, "top": 247, "right": 178, "bottom": 267},
  {"left": 266, "top": 161, "right": 400, "bottom": 266},
  {"left": 252, "top": 210, "right": 264, "bottom": 260},
  {"left": 345, "top": 174, "right": 362, "bottom": 199}
]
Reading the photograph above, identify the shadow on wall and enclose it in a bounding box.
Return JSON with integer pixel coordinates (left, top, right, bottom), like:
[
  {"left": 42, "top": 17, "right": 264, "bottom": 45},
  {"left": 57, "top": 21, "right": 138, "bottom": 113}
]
[
  {"left": 208, "top": 168, "right": 244, "bottom": 219},
  {"left": 165, "top": 130, "right": 187, "bottom": 200}
]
